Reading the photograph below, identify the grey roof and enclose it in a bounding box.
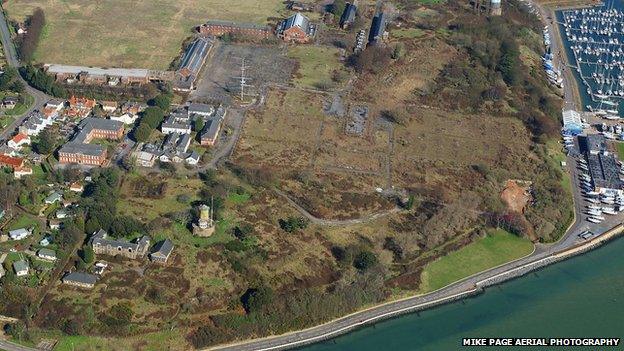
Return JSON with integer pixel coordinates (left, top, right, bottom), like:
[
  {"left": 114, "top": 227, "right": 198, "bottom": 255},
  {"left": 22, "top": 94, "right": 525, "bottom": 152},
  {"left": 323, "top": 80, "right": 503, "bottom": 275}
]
[
  {"left": 187, "top": 151, "right": 200, "bottom": 161},
  {"left": 91, "top": 229, "right": 150, "bottom": 252},
  {"left": 188, "top": 103, "right": 213, "bottom": 114},
  {"left": 151, "top": 239, "right": 174, "bottom": 258},
  {"left": 45, "top": 64, "right": 150, "bottom": 79},
  {"left": 162, "top": 116, "right": 191, "bottom": 132},
  {"left": 63, "top": 271, "right": 98, "bottom": 285},
  {"left": 587, "top": 153, "right": 623, "bottom": 190},
  {"left": 176, "top": 133, "right": 191, "bottom": 153},
  {"left": 283, "top": 12, "right": 311, "bottom": 33},
  {"left": 204, "top": 20, "right": 270, "bottom": 31},
  {"left": 579, "top": 134, "right": 606, "bottom": 154},
  {"left": 200, "top": 118, "right": 222, "bottom": 142},
  {"left": 13, "top": 260, "right": 28, "bottom": 272},
  {"left": 9, "top": 228, "right": 29, "bottom": 237},
  {"left": 47, "top": 98, "right": 65, "bottom": 106},
  {"left": 59, "top": 142, "right": 105, "bottom": 157},
  {"left": 45, "top": 192, "right": 63, "bottom": 203},
  {"left": 340, "top": 3, "right": 357, "bottom": 25},
  {"left": 37, "top": 248, "right": 56, "bottom": 258},
  {"left": 60, "top": 118, "right": 123, "bottom": 157},
  {"left": 369, "top": 12, "right": 387, "bottom": 43},
  {"left": 179, "top": 38, "right": 210, "bottom": 76}
]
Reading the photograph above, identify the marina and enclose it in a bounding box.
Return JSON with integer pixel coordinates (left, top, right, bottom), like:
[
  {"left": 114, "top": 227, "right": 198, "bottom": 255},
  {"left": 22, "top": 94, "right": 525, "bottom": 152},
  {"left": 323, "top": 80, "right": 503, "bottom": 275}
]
[{"left": 559, "top": 0, "right": 624, "bottom": 117}]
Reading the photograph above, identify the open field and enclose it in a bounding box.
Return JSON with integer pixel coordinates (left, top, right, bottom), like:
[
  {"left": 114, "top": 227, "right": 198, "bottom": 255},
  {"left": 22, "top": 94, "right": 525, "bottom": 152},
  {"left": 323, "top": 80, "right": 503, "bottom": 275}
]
[
  {"left": 287, "top": 46, "right": 350, "bottom": 89},
  {"left": 117, "top": 173, "right": 204, "bottom": 221},
  {"left": 5, "top": 0, "right": 288, "bottom": 69},
  {"left": 418, "top": 229, "right": 534, "bottom": 292}
]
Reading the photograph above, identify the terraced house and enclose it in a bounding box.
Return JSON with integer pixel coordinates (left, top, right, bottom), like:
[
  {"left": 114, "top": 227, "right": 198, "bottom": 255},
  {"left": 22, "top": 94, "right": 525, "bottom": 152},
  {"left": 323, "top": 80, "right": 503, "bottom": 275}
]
[{"left": 90, "top": 229, "right": 151, "bottom": 260}]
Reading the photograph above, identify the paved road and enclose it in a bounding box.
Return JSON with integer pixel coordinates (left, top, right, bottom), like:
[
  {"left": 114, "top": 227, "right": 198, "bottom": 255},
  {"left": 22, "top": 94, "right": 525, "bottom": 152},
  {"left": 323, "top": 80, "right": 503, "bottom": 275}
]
[
  {"left": 0, "top": 6, "right": 50, "bottom": 142},
  {"left": 0, "top": 340, "right": 37, "bottom": 351}
]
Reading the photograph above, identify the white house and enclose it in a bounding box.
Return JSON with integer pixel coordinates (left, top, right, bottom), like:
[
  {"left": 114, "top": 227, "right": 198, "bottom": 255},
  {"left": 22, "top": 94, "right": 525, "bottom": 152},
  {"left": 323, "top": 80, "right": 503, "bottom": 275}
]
[
  {"left": 188, "top": 103, "right": 214, "bottom": 117},
  {"left": 9, "top": 228, "right": 31, "bottom": 240},
  {"left": 7, "top": 133, "right": 31, "bottom": 149},
  {"left": 13, "top": 260, "right": 29, "bottom": 277},
  {"left": 44, "top": 191, "right": 63, "bottom": 204},
  {"left": 110, "top": 113, "right": 138, "bottom": 125},
  {"left": 14, "top": 166, "right": 33, "bottom": 179},
  {"left": 161, "top": 120, "right": 192, "bottom": 135},
  {"left": 186, "top": 151, "right": 200, "bottom": 165},
  {"left": 37, "top": 248, "right": 57, "bottom": 261}
]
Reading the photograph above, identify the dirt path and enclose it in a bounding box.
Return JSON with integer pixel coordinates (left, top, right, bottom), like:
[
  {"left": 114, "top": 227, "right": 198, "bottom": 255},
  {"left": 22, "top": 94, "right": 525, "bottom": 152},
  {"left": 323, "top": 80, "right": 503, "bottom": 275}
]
[{"left": 273, "top": 188, "right": 401, "bottom": 226}]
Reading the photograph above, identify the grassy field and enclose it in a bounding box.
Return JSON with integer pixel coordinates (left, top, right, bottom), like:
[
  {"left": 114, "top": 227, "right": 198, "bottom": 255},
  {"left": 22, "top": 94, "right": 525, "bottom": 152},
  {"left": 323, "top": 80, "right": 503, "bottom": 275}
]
[
  {"left": 38, "top": 330, "right": 189, "bottom": 351},
  {"left": 616, "top": 142, "right": 624, "bottom": 161},
  {"left": 5, "top": 0, "right": 287, "bottom": 69},
  {"left": 117, "top": 173, "right": 204, "bottom": 221},
  {"left": 418, "top": 229, "right": 534, "bottom": 293},
  {"left": 391, "top": 28, "right": 425, "bottom": 39},
  {"left": 287, "top": 46, "right": 350, "bottom": 89}
]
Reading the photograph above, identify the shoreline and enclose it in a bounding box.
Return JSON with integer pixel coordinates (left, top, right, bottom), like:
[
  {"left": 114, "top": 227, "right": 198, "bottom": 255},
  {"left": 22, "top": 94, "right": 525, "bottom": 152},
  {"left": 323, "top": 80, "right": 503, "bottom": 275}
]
[{"left": 208, "top": 224, "right": 623, "bottom": 351}]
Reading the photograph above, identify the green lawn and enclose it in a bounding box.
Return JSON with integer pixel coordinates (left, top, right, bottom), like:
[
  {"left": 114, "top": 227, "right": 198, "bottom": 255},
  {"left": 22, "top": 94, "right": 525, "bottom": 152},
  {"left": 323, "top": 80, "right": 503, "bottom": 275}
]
[
  {"left": 616, "top": 142, "right": 624, "bottom": 161},
  {"left": 287, "top": 45, "right": 350, "bottom": 90},
  {"left": 4, "top": 94, "right": 34, "bottom": 116},
  {"left": 392, "top": 28, "right": 425, "bottom": 39},
  {"left": 38, "top": 330, "right": 189, "bottom": 351},
  {"left": 419, "top": 229, "right": 534, "bottom": 293},
  {"left": 9, "top": 214, "right": 39, "bottom": 231},
  {"left": 0, "top": 115, "right": 15, "bottom": 129}
]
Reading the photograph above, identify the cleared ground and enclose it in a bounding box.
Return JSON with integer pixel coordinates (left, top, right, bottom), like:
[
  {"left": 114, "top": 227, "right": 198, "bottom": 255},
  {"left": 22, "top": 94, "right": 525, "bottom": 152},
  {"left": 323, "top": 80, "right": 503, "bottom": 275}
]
[
  {"left": 287, "top": 46, "right": 350, "bottom": 89},
  {"left": 5, "top": 0, "right": 287, "bottom": 69},
  {"left": 190, "top": 43, "right": 295, "bottom": 105}
]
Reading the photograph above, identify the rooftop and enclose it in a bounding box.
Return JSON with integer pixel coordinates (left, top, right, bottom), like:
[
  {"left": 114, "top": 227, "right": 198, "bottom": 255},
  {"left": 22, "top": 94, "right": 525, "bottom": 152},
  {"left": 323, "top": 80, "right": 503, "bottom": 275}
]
[
  {"left": 204, "top": 20, "right": 270, "bottom": 31},
  {"left": 63, "top": 271, "right": 98, "bottom": 285},
  {"left": 45, "top": 64, "right": 150, "bottom": 78}
]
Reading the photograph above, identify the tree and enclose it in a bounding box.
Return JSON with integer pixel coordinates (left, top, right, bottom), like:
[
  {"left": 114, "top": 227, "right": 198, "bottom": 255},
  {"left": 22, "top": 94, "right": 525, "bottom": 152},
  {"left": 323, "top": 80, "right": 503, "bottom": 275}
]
[
  {"left": 353, "top": 250, "right": 377, "bottom": 271},
  {"left": 331, "top": 0, "right": 347, "bottom": 17},
  {"left": 80, "top": 246, "right": 95, "bottom": 265},
  {"left": 391, "top": 43, "right": 405, "bottom": 60},
  {"left": 233, "top": 223, "right": 254, "bottom": 240},
  {"left": 148, "top": 93, "right": 172, "bottom": 111},
  {"left": 349, "top": 46, "right": 392, "bottom": 74},
  {"left": 133, "top": 122, "right": 152, "bottom": 142},
  {"left": 195, "top": 118, "right": 205, "bottom": 132},
  {"left": 240, "top": 286, "right": 274, "bottom": 314},
  {"left": 497, "top": 38, "right": 519, "bottom": 86},
  {"left": 278, "top": 216, "right": 309, "bottom": 233},
  {"left": 140, "top": 107, "right": 165, "bottom": 129},
  {"left": 33, "top": 129, "right": 57, "bottom": 155}
]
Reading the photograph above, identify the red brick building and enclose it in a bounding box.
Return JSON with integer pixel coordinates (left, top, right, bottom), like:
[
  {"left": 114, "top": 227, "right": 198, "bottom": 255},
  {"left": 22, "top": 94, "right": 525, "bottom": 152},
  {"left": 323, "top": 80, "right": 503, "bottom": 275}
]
[
  {"left": 277, "top": 13, "right": 316, "bottom": 43},
  {"left": 197, "top": 20, "right": 271, "bottom": 39},
  {"left": 58, "top": 118, "right": 124, "bottom": 166}
]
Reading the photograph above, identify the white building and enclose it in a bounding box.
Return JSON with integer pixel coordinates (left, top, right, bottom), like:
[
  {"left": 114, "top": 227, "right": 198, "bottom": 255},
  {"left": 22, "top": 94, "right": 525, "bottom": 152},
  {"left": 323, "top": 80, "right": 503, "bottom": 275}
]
[
  {"left": 110, "top": 113, "right": 138, "bottom": 125},
  {"left": 9, "top": 228, "right": 31, "bottom": 240},
  {"left": 7, "top": 133, "right": 31, "bottom": 149}
]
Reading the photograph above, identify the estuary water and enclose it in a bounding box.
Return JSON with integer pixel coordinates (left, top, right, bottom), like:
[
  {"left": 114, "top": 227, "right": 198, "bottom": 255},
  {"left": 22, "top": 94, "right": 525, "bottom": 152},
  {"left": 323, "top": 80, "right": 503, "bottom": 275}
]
[{"left": 302, "top": 238, "right": 624, "bottom": 350}]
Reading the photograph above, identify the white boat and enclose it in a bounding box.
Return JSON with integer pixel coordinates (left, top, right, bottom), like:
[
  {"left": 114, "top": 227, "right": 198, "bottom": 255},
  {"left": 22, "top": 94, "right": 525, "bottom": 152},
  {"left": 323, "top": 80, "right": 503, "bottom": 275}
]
[
  {"left": 587, "top": 217, "right": 603, "bottom": 223},
  {"left": 603, "top": 207, "right": 617, "bottom": 215}
]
